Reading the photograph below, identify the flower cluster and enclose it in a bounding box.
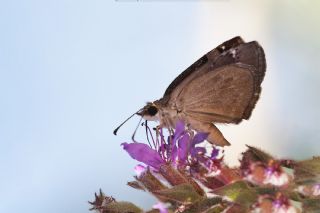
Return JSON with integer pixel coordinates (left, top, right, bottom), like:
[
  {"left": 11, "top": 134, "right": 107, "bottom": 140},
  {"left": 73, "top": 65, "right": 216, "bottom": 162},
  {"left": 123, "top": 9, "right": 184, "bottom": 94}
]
[
  {"left": 90, "top": 121, "right": 320, "bottom": 213},
  {"left": 122, "top": 121, "right": 221, "bottom": 173}
]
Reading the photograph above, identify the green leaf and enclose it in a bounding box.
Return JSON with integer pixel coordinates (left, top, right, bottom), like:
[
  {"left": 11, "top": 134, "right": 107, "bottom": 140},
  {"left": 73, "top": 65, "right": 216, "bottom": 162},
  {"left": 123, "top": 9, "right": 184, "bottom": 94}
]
[
  {"left": 224, "top": 204, "right": 247, "bottom": 213},
  {"left": 213, "top": 181, "right": 257, "bottom": 208},
  {"left": 254, "top": 186, "right": 277, "bottom": 195},
  {"left": 295, "top": 157, "right": 320, "bottom": 184},
  {"left": 103, "top": 201, "right": 143, "bottom": 213},
  {"left": 255, "top": 187, "right": 303, "bottom": 202},
  {"left": 145, "top": 209, "right": 174, "bottom": 213},
  {"left": 302, "top": 198, "right": 320, "bottom": 213},
  {"left": 127, "top": 181, "right": 146, "bottom": 191},
  {"left": 137, "top": 169, "right": 167, "bottom": 191},
  {"left": 159, "top": 164, "right": 189, "bottom": 185},
  {"left": 183, "top": 197, "right": 226, "bottom": 213},
  {"left": 287, "top": 191, "right": 304, "bottom": 202},
  {"left": 244, "top": 145, "right": 274, "bottom": 163},
  {"left": 154, "top": 183, "right": 202, "bottom": 204},
  {"left": 159, "top": 164, "right": 205, "bottom": 195}
]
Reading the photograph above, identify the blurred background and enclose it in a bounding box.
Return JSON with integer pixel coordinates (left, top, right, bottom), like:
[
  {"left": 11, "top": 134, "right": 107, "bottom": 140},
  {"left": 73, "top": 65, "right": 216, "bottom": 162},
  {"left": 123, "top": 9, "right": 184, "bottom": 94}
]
[{"left": 1, "top": 0, "right": 320, "bottom": 212}]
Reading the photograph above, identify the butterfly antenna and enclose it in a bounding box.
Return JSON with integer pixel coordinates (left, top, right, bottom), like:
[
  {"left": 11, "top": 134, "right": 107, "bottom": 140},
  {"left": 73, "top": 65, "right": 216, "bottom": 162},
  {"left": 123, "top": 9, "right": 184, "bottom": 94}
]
[
  {"left": 132, "top": 116, "right": 143, "bottom": 142},
  {"left": 113, "top": 109, "right": 142, "bottom": 135}
]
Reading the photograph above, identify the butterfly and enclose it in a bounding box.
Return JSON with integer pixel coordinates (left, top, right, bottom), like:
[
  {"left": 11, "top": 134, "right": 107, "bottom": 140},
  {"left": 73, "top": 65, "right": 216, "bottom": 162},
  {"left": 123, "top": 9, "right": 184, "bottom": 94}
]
[{"left": 115, "top": 36, "right": 266, "bottom": 146}]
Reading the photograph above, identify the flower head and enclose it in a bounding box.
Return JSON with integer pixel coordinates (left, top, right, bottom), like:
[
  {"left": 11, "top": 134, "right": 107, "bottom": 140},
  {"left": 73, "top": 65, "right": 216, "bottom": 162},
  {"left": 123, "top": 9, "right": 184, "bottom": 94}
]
[
  {"left": 252, "top": 193, "right": 301, "bottom": 213},
  {"left": 122, "top": 121, "right": 221, "bottom": 172},
  {"left": 244, "top": 160, "right": 292, "bottom": 187}
]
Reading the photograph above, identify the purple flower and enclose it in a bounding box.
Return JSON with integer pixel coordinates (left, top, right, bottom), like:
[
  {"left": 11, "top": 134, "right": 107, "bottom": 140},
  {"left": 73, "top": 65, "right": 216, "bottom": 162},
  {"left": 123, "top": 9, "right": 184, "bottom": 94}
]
[
  {"left": 122, "top": 121, "right": 213, "bottom": 170},
  {"left": 174, "top": 125, "right": 209, "bottom": 165},
  {"left": 312, "top": 184, "right": 320, "bottom": 196},
  {"left": 152, "top": 202, "right": 168, "bottom": 213},
  {"left": 211, "top": 147, "right": 219, "bottom": 159},
  {"left": 168, "top": 121, "right": 185, "bottom": 162},
  {"left": 191, "top": 147, "right": 207, "bottom": 158},
  {"left": 192, "top": 132, "right": 209, "bottom": 145},
  {"left": 177, "top": 133, "right": 190, "bottom": 163},
  {"left": 173, "top": 120, "right": 185, "bottom": 142},
  {"left": 134, "top": 164, "right": 146, "bottom": 177},
  {"left": 122, "top": 142, "right": 165, "bottom": 170},
  {"left": 189, "top": 132, "right": 209, "bottom": 158}
]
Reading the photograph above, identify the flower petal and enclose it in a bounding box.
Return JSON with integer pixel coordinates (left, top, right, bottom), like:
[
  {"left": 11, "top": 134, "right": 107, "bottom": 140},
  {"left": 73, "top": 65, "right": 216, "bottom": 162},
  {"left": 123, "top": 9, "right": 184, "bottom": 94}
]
[
  {"left": 175, "top": 120, "right": 185, "bottom": 136},
  {"left": 122, "top": 142, "right": 165, "bottom": 169},
  {"left": 192, "top": 132, "right": 209, "bottom": 145},
  {"left": 134, "top": 164, "right": 146, "bottom": 177},
  {"left": 191, "top": 146, "right": 206, "bottom": 157},
  {"left": 177, "top": 133, "right": 190, "bottom": 163},
  {"left": 211, "top": 147, "right": 219, "bottom": 159},
  {"left": 170, "top": 144, "right": 178, "bottom": 163},
  {"left": 172, "top": 120, "right": 185, "bottom": 143},
  {"left": 153, "top": 202, "right": 168, "bottom": 213}
]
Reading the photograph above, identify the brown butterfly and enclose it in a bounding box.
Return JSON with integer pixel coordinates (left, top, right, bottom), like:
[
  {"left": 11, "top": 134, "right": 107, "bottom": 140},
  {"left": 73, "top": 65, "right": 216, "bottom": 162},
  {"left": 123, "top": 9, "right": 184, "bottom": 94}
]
[{"left": 115, "top": 36, "right": 266, "bottom": 146}]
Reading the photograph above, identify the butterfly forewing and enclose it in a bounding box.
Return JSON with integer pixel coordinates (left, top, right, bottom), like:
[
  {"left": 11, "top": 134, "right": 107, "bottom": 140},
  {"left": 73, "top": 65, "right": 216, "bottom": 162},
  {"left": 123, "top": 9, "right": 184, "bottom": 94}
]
[
  {"left": 161, "top": 37, "right": 265, "bottom": 123},
  {"left": 177, "top": 64, "right": 255, "bottom": 124},
  {"left": 163, "top": 36, "right": 245, "bottom": 99}
]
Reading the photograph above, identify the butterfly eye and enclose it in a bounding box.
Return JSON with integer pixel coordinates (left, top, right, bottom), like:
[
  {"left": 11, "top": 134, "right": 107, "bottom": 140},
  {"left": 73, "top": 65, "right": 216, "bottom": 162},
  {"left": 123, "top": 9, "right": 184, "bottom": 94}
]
[{"left": 147, "top": 105, "right": 158, "bottom": 116}]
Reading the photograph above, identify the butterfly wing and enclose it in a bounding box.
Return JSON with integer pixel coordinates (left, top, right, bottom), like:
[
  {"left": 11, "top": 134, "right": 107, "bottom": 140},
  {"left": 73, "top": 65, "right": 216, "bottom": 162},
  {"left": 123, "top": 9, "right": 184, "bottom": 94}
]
[
  {"left": 163, "top": 36, "right": 245, "bottom": 100},
  {"left": 162, "top": 37, "right": 265, "bottom": 123},
  {"left": 177, "top": 63, "right": 257, "bottom": 124},
  {"left": 156, "top": 37, "right": 266, "bottom": 146},
  {"left": 176, "top": 63, "right": 260, "bottom": 146}
]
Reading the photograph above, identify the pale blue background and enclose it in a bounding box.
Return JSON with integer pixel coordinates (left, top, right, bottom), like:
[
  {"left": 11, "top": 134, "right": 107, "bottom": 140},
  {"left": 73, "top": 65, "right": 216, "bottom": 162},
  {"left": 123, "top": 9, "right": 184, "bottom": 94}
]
[{"left": 1, "top": 1, "right": 320, "bottom": 212}]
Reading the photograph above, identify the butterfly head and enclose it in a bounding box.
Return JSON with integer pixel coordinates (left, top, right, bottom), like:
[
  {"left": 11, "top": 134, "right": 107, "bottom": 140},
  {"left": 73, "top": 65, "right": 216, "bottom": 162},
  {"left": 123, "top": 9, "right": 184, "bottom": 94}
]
[{"left": 137, "top": 102, "right": 160, "bottom": 121}]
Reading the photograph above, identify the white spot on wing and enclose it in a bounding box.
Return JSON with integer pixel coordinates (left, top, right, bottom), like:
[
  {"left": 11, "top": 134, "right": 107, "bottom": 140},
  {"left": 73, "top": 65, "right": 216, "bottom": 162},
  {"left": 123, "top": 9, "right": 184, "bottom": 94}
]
[{"left": 230, "top": 49, "right": 236, "bottom": 58}]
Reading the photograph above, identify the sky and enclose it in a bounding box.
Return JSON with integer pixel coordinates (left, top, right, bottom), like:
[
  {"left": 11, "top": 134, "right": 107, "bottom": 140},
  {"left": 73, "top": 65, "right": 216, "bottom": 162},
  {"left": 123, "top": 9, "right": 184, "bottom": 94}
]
[{"left": 0, "top": 0, "right": 320, "bottom": 212}]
